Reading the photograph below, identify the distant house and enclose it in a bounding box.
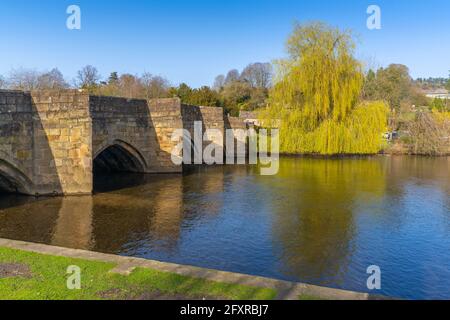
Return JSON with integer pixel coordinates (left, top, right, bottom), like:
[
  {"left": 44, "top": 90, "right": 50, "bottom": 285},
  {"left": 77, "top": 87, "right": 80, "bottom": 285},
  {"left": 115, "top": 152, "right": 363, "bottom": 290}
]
[
  {"left": 239, "top": 111, "right": 261, "bottom": 126},
  {"left": 425, "top": 89, "right": 450, "bottom": 100}
]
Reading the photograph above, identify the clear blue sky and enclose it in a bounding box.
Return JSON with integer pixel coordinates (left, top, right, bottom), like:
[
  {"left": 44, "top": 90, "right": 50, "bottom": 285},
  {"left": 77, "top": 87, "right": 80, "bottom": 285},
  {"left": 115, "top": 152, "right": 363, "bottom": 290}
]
[{"left": 0, "top": 0, "right": 449, "bottom": 87}]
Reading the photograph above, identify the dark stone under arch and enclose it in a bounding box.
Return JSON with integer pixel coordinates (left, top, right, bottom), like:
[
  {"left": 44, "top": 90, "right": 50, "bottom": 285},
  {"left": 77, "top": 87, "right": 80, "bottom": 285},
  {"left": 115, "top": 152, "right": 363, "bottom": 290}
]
[
  {"left": 0, "top": 160, "right": 33, "bottom": 194},
  {"left": 93, "top": 144, "right": 146, "bottom": 174}
]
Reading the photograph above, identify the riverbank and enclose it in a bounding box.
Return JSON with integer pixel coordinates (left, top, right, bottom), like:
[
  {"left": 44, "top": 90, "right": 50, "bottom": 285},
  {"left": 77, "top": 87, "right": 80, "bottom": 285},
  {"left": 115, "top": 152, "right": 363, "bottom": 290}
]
[
  {"left": 0, "top": 238, "right": 379, "bottom": 300},
  {"left": 278, "top": 148, "right": 450, "bottom": 158}
]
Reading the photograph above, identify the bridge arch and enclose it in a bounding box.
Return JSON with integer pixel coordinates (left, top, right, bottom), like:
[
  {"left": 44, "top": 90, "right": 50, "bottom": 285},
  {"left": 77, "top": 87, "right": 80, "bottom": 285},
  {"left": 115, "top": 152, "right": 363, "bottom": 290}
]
[
  {"left": 93, "top": 140, "right": 147, "bottom": 174},
  {"left": 0, "top": 159, "right": 33, "bottom": 194}
]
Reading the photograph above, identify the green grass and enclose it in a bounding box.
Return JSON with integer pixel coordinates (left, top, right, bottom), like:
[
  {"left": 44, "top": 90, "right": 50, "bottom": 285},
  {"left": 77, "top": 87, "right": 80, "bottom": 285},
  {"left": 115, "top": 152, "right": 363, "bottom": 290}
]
[{"left": 0, "top": 247, "right": 276, "bottom": 300}]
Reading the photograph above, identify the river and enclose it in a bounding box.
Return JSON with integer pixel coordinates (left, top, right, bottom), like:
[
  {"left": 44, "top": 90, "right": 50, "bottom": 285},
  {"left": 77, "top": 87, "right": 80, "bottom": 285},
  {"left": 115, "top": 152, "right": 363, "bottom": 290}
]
[{"left": 0, "top": 156, "right": 449, "bottom": 299}]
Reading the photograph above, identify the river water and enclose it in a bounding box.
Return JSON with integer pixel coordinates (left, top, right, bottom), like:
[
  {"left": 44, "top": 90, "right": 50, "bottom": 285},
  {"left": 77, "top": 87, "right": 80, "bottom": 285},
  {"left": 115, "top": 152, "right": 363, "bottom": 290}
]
[{"left": 0, "top": 156, "right": 449, "bottom": 299}]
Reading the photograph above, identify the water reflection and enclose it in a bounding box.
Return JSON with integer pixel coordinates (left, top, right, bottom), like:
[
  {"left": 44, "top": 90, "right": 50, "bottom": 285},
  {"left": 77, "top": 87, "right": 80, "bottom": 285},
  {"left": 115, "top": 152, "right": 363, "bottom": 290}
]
[
  {"left": 0, "top": 156, "right": 449, "bottom": 299},
  {"left": 52, "top": 196, "right": 94, "bottom": 249},
  {"left": 91, "top": 175, "right": 185, "bottom": 253},
  {"left": 264, "top": 158, "right": 387, "bottom": 286}
]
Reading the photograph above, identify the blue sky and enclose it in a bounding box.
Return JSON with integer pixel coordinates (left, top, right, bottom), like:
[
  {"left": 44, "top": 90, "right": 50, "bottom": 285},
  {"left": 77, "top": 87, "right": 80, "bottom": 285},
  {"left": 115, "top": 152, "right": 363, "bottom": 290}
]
[{"left": 0, "top": 0, "right": 449, "bottom": 87}]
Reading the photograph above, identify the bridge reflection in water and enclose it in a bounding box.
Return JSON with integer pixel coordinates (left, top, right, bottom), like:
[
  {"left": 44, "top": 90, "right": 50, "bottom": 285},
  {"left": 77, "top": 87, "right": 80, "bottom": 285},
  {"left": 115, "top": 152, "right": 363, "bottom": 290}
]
[
  {"left": 0, "top": 157, "right": 449, "bottom": 300},
  {"left": 0, "top": 167, "right": 227, "bottom": 254}
]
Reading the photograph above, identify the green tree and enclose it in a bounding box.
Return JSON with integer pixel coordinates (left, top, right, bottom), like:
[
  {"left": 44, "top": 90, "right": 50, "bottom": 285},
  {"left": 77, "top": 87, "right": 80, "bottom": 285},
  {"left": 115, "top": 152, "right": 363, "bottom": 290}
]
[
  {"left": 108, "top": 72, "right": 119, "bottom": 85},
  {"left": 262, "top": 22, "right": 388, "bottom": 155},
  {"left": 173, "top": 83, "right": 193, "bottom": 102},
  {"left": 168, "top": 83, "right": 221, "bottom": 107},
  {"left": 362, "top": 69, "right": 377, "bottom": 98},
  {"left": 363, "top": 64, "right": 429, "bottom": 112},
  {"left": 430, "top": 98, "right": 448, "bottom": 112},
  {"left": 189, "top": 86, "right": 221, "bottom": 107},
  {"left": 371, "top": 64, "right": 413, "bottom": 111},
  {"left": 221, "top": 81, "right": 252, "bottom": 115}
]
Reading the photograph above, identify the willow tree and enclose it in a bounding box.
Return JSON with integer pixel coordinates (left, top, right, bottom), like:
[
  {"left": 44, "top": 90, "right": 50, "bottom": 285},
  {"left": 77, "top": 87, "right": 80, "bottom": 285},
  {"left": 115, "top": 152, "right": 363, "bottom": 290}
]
[{"left": 261, "top": 22, "right": 388, "bottom": 154}]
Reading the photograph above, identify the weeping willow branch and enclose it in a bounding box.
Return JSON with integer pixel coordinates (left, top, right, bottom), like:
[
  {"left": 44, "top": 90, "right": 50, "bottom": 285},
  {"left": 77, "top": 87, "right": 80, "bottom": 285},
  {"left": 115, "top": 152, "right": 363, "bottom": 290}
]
[{"left": 261, "top": 22, "right": 389, "bottom": 155}]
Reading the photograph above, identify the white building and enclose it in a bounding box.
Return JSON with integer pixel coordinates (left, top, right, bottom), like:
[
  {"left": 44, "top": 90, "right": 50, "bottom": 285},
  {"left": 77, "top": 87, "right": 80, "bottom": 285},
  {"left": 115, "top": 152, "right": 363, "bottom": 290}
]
[{"left": 425, "top": 89, "right": 450, "bottom": 100}]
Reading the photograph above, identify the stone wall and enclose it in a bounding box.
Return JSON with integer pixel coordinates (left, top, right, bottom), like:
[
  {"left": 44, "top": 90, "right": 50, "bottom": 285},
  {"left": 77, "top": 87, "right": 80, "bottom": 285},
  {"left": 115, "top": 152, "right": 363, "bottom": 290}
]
[
  {"left": 91, "top": 96, "right": 153, "bottom": 172},
  {"left": 31, "top": 90, "right": 92, "bottom": 195},
  {"left": 0, "top": 90, "right": 187, "bottom": 195},
  {"left": 91, "top": 96, "right": 184, "bottom": 174},
  {"left": 0, "top": 90, "right": 92, "bottom": 195},
  {"left": 181, "top": 104, "right": 225, "bottom": 163},
  {"left": 148, "top": 98, "right": 184, "bottom": 173},
  {"left": 0, "top": 89, "right": 248, "bottom": 196},
  {"left": 225, "top": 116, "right": 249, "bottom": 159},
  {"left": 0, "top": 90, "right": 34, "bottom": 194}
]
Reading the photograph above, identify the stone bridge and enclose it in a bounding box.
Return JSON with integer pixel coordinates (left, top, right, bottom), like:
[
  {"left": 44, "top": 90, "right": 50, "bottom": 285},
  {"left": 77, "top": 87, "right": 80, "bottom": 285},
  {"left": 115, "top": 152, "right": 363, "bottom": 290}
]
[{"left": 0, "top": 89, "right": 248, "bottom": 196}]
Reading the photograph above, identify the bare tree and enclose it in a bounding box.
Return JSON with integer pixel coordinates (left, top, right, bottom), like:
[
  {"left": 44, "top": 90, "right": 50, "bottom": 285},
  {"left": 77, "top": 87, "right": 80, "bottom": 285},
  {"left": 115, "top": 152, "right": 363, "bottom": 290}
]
[
  {"left": 76, "top": 65, "right": 101, "bottom": 89},
  {"left": 213, "top": 74, "right": 225, "bottom": 91},
  {"left": 8, "top": 68, "right": 41, "bottom": 91},
  {"left": 0, "top": 75, "right": 5, "bottom": 89},
  {"left": 240, "top": 62, "right": 272, "bottom": 88},
  {"left": 225, "top": 69, "right": 240, "bottom": 85},
  {"left": 118, "top": 74, "right": 143, "bottom": 99},
  {"left": 408, "top": 112, "right": 450, "bottom": 155},
  {"left": 141, "top": 73, "right": 170, "bottom": 99},
  {"left": 37, "top": 68, "right": 69, "bottom": 90}
]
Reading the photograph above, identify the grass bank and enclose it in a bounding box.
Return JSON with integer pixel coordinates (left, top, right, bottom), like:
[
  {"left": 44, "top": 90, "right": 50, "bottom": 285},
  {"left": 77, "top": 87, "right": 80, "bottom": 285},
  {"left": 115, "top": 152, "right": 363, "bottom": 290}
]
[{"left": 0, "top": 247, "right": 276, "bottom": 300}]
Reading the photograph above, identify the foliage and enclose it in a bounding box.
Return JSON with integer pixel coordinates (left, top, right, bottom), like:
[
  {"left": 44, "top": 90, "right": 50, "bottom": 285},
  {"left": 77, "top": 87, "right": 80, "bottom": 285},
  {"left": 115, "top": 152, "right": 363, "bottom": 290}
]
[
  {"left": 263, "top": 22, "right": 388, "bottom": 155},
  {"left": 170, "top": 65, "right": 272, "bottom": 115},
  {"left": 94, "top": 72, "right": 170, "bottom": 99},
  {"left": 415, "top": 77, "right": 449, "bottom": 90},
  {"left": 221, "top": 81, "right": 252, "bottom": 114},
  {"left": 430, "top": 98, "right": 449, "bottom": 112},
  {"left": 407, "top": 111, "right": 450, "bottom": 155},
  {"left": 168, "top": 83, "right": 222, "bottom": 107},
  {"left": 0, "top": 247, "right": 276, "bottom": 300},
  {"left": 363, "top": 64, "right": 424, "bottom": 111},
  {"left": 261, "top": 101, "right": 388, "bottom": 154},
  {"left": 214, "top": 62, "right": 273, "bottom": 114}
]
